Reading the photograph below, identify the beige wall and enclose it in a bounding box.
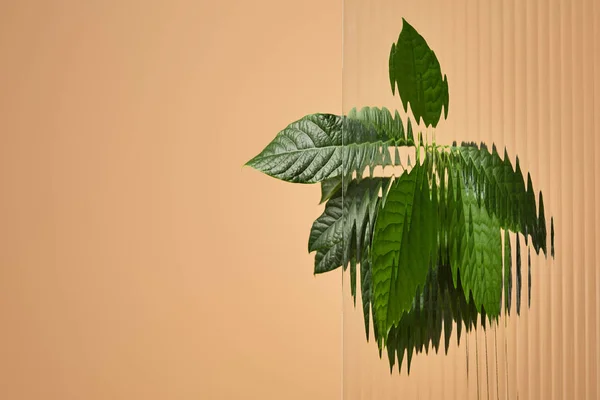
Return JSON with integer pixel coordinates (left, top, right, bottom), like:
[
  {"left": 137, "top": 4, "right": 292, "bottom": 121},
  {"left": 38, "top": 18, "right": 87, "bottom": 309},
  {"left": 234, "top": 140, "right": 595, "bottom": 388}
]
[
  {"left": 0, "top": 1, "right": 342, "bottom": 399},
  {"left": 4, "top": 1, "right": 600, "bottom": 399}
]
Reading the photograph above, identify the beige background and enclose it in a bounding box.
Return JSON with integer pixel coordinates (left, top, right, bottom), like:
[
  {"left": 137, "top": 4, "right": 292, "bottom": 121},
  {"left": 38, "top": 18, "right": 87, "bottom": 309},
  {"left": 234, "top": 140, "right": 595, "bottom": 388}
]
[{"left": 0, "top": 1, "right": 342, "bottom": 399}]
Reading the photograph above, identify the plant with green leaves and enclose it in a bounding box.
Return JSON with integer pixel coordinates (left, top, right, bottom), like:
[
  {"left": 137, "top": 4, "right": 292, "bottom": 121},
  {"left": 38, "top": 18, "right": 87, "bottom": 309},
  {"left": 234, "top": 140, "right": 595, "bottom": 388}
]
[{"left": 245, "top": 19, "right": 554, "bottom": 373}]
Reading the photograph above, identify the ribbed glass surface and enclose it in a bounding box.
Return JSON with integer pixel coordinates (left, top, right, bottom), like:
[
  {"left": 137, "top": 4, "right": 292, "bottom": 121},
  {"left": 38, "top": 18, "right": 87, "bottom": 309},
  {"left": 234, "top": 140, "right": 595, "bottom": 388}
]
[{"left": 342, "top": 1, "right": 600, "bottom": 398}]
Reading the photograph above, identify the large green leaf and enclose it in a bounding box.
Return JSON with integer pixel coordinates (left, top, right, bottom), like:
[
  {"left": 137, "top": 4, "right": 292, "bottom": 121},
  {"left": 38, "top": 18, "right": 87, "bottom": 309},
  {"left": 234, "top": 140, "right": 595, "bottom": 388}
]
[
  {"left": 389, "top": 19, "right": 449, "bottom": 128},
  {"left": 360, "top": 223, "right": 374, "bottom": 339},
  {"left": 440, "top": 144, "right": 549, "bottom": 319},
  {"left": 450, "top": 143, "right": 548, "bottom": 256},
  {"left": 308, "top": 178, "right": 390, "bottom": 274},
  {"left": 246, "top": 107, "right": 411, "bottom": 183},
  {"left": 371, "top": 163, "right": 438, "bottom": 346},
  {"left": 456, "top": 171, "right": 503, "bottom": 318},
  {"left": 310, "top": 177, "right": 391, "bottom": 341},
  {"left": 371, "top": 169, "right": 418, "bottom": 342}
]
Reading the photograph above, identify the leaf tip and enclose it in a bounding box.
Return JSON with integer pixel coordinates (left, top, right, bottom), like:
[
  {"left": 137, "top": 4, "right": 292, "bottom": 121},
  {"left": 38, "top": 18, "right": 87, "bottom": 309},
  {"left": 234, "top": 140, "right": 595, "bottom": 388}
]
[{"left": 244, "top": 156, "right": 258, "bottom": 168}]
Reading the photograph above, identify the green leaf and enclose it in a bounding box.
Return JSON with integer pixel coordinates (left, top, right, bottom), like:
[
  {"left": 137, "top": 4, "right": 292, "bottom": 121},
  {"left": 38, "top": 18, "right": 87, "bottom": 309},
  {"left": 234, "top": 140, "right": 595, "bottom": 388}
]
[
  {"left": 246, "top": 108, "right": 410, "bottom": 184},
  {"left": 360, "top": 228, "right": 373, "bottom": 339},
  {"left": 308, "top": 178, "right": 389, "bottom": 274},
  {"left": 528, "top": 246, "right": 532, "bottom": 307},
  {"left": 516, "top": 233, "right": 522, "bottom": 314},
  {"left": 384, "top": 260, "right": 481, "bottom": 373},
  {"left": 371, "top": 168, "right": 418, "bottom": 342},
  {"left": 551, "top": 217, "right": 555, "bottom": 258},
  {"left": 451, "top": 144, "right": 549, "bottom": 257},
  {"left": 459, "top": 176, "right": 503, "bottom": 319},
  {"left": 537, "top": 192, "right": 547, "bottom": 254},
  {"left": 372, "top": 163, "right": 438, "bottom": 346},
  {"left": 389, "top": 19, "right": 449, "bottom": 128},
  {"left": 504, "top": 229, "right": 512, "bottom": 315},
  {"left": 319, "top": 177, "right": 342, "bottom": 204},
  {"left": 346, "top": 107, "right": 411, "bottom": 145},
  {"left": 309, "top": 195, "right": 343, "bottom": 255},
  {"left": 310, "top": 177, "right": 392, "bottom": 341}
]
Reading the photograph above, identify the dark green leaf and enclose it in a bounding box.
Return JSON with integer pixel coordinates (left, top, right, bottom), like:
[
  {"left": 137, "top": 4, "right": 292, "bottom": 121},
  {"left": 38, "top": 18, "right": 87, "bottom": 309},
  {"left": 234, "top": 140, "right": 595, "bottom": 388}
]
[
  {"left": 372, "top": 164, "right": 439, "bottom": 346},
  {"left": 309, "top": 178, "right": 389, "bottom": 276},
  {"left": 319, "top": 176, "right": 342, "bottom": 204},
  {"left": 371, "top": 168, "right": 419, "bottom": 343},
  {"left": 389, "top": 19, "right": 449, "bottom": 127},
  {"left": 516, "top": 234, "right": 522, "bottom": 315},
  {"left": 504, "top": 229, "right": 512, "bottom": 315},
  {"left": 246, "top": 108, "right": 410, "bottom": 183}
]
